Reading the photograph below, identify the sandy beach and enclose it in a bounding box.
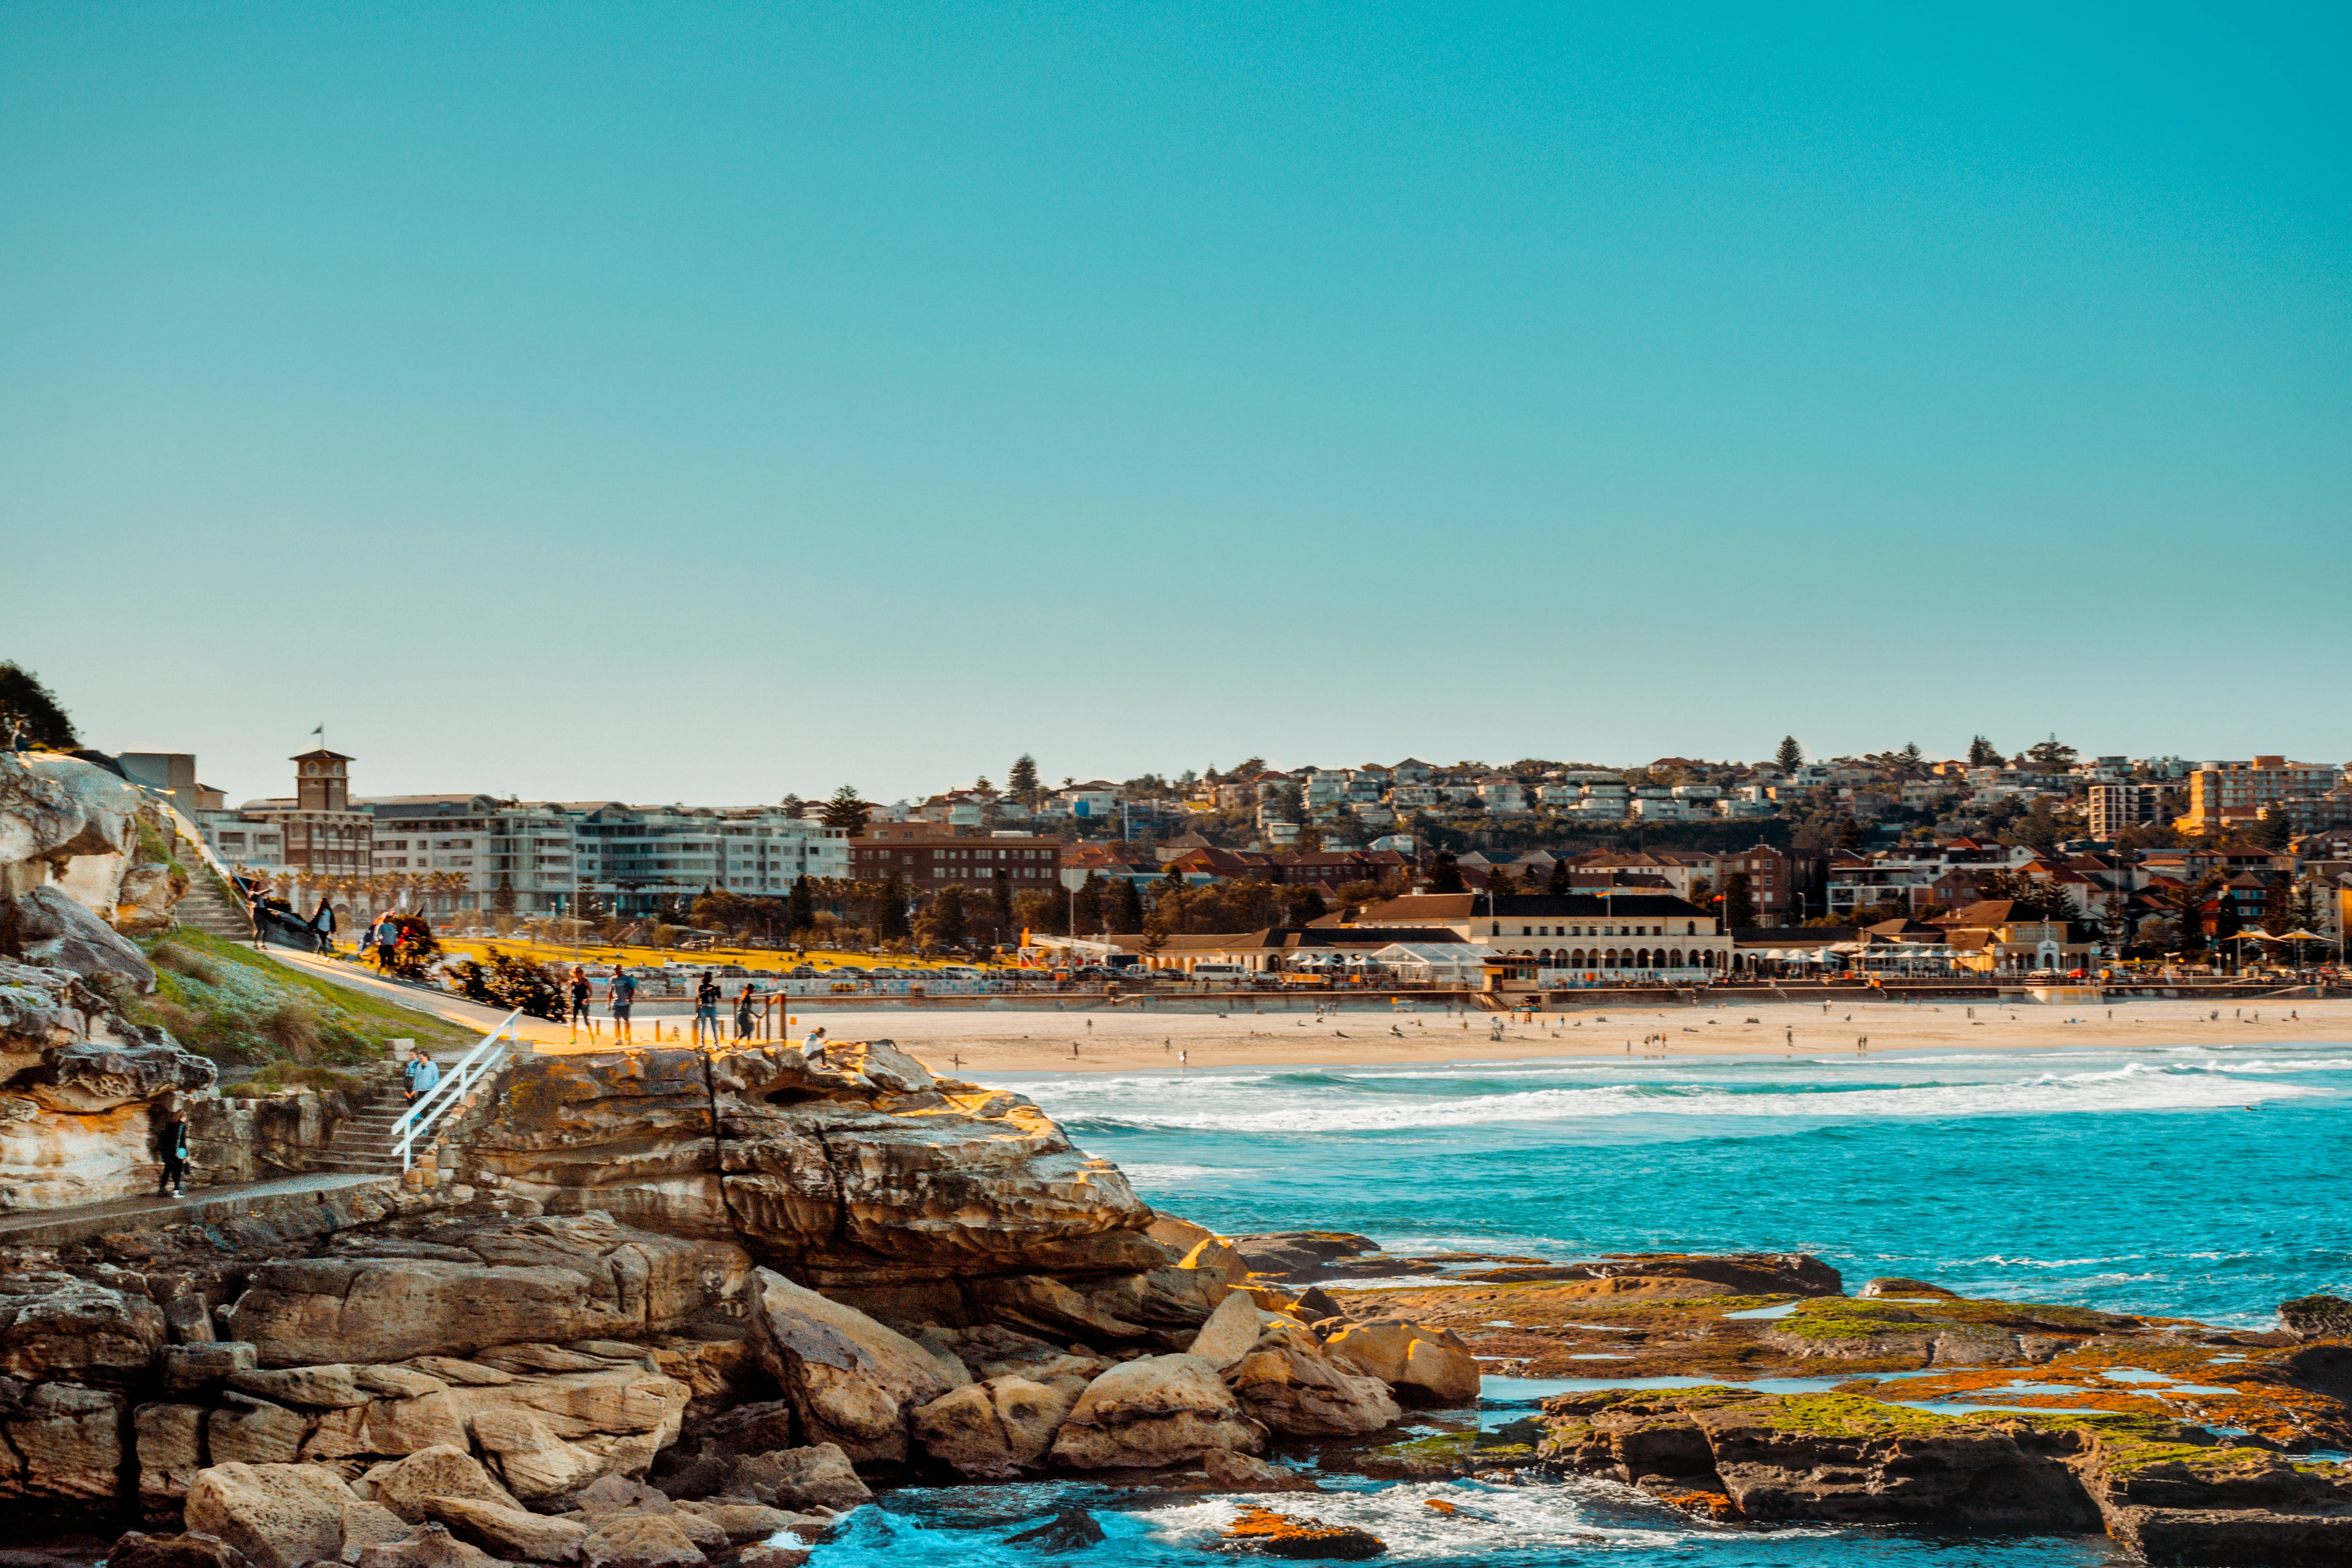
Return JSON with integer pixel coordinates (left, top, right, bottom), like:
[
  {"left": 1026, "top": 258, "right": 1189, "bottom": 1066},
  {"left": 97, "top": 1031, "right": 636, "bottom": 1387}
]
[{"left": 521, "top": 992, "right": 2351, "bottom": 1072}]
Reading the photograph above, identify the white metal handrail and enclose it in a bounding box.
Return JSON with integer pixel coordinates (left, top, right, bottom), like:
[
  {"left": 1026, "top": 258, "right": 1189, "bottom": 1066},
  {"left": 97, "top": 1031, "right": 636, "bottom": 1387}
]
[{"left": 390, "top": 1009, "right": 520, "bottom": 1170}]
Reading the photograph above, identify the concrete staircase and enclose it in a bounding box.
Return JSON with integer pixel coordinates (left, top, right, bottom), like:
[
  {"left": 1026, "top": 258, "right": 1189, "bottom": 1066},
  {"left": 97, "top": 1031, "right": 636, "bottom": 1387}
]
[
  {"left": 170, "top": 837, "right": 254, "bottom": 941},
  {"left": 314, "top": 1080, "right": 413, "bottom": 1176}
]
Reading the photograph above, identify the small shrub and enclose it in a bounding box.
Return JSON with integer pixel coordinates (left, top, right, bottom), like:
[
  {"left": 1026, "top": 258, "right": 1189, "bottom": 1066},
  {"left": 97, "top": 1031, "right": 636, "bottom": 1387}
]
[
  {"left": 451, "top": 947, "right": 567, "bottom": 1021},
  {"left": 151, "top": 940, "right": 222, "bottom": 987},
  {"left": 256, "top": 1000, "right": 323, "bottom": 1058},
  {"left": 241, "top": 1061, "right": 364, "bottom": 1096}
]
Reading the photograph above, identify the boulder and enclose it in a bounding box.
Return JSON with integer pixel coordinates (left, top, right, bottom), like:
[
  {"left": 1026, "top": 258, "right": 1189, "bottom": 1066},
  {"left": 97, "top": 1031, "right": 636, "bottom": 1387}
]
[
  {"left": 579, "top": 1514, "right": 708, "bottom": 1568},
  {"left": 671, "top": 1499, "right": 802, "bottom": 1545},
  {"left": 466, "top": 1405, "right": 615, "bottom": 1504},
  {"left": 227, "top": 1364, "right": 370, "bottom": 1409},
  {"left": 1203, "top": 1447, "right": 1316, "bottom": 1492},
  {"left": 423, "top": 1495, "right": 592, "bottom": 1563},
  {"left": 574, "top": 1471, "right": 676, "bottom": 1515},
  {"left": 2, "top": 884, "right": 156, "bottom": 993},
  {"left": 205, "top": 1394, "right": 310, "bottom": 1465},
  {"left": 220, "top": 1214, "right": 751, "bottom": 1365},
  {"left": 0, "top": 1270, "right": 170, "bottom": 1382},
  {"left": 163, "top": 1343, "right": 259, "bottom": 1395},
  {"left": 356, "top": 1444, "right": 521, "bottom": 1522},
  {"left": 2, "top": 1376, "right": 126, "bottom": 1502},
  {"left": 353, "top": 1523, "right": 509, "bottom": 1568},
  {"left": 734, "top": 1547, "right": 811, "bottom": 1568},
  {"left": 0, "top": 752, "right": 142, "bottom": 880},
  {"left": 966, "top": 1274, "right": 1151, "bottom": 1343},
  {"left": 1147, "top": 1211, "right": 1220, "bottom": 1258},
  {"left": 686, "top": 1443, "right": 870, "bottom": 1511},
  {"left": 1321, "top": 1320, "right": 1479, "bottom": 1406},
  {"left": 1229, "top": 1233, "right": 1388, "bottom": 1282},
  {"left": 1004, "top": 1510, "right": 1105, "bottom": 1550},
  {"left": 746, "top": 1268, "right": 957, "bottom": 1463},
  {"left": 183, "top": 1462, "right": 400, "bottom": 1568},
  {"left": 102, "top": 1532, "right": 255, "bottom": 1568},
  {"left": 913, "top": 1375, "right": 1079, "bottom": 1478},
  {"left": 2280, "top": 1295, "right": 2352, "bottom": 1342},
  {"left": 135, "top": 1401, "right": 209, "bottom": 1518},
  {"left": 1188, "top": 1291, "right": 1267, "bottom": 1371},
  {"left": 1048, "top": 1354, "right": 1264, "bottom": 1469},
  {"left": 1223, "top": 1325, "right": 1401, "bottom": 1437},
  {"left": 1178, "top": 1236, "right": 1253, "bottom": 1287}
]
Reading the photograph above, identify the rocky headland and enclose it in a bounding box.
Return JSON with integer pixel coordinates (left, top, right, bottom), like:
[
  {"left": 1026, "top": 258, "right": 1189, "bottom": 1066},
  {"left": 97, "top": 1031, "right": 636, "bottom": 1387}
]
[{"left": 2, "top": 745, "right": 2348, "bottom": 1566}]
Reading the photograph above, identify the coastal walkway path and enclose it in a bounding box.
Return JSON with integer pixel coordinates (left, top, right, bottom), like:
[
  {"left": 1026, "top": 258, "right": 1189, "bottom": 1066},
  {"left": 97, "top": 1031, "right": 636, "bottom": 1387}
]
[{"left": 0, "top": 1171, "right": 398, "bottom": 1247}]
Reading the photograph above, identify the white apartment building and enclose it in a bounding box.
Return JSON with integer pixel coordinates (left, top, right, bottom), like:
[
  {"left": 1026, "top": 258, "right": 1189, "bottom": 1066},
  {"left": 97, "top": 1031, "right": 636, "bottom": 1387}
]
[
  {"left": 367, "top": 796, "right": 580, "bottom": 915},
  {"left": 571, "top": 804, "right": 849, "bottom": 914}
]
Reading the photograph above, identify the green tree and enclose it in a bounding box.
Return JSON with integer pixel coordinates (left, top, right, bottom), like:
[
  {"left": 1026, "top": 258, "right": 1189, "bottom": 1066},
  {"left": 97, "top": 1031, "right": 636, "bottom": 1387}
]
[
  {"left": 0, "top": 662, "right": 79, "bottom": 750},
  {"left": 1720, "top": 872, "right": 1758, "bottom": 929},
  {"left": 1110, "top": 877, "right": 1146, "bottom": 933},
  {"left": 2023, "top": 735, "right": 2078, "bottom": 771},
  {"left": 914, "top": 884, "right": 968, "bottom": 950},
  {"left": 2167, "top": 877, "right": 2212, "bottom": 953},
  {"left": 1426, "top": 851, "right": 1466, "bottom": 894},
  {"left": 1900, "top": 742, "right": 1925, "bottom": 771},
  {"left": 1488, "top": 866, "right": 1522, "bottom": 896},
  {"left": 1967, "top": 735, "right": 2002, "bottom": 767},
  {"left": 1546, "top": 858, "right": 1572, "bottom": 895},
  {"left": 1283, "top": 884, "right": 1327, "bottom": 925},
  {"left": 1007, "top": 753, "right": 1042, "bottom": 806},
  {"left": 1074, "top": 871, "right": 1106, "bottom": 934},
  {"left": 990, "top": 874, "right": 1016, "bottom": 940},
  {"left": 786, "top": 875, "right": 816, "bottom": 935},
  {"left": 1836, "top": 817, "right": 1865, "bottom": 851},
  {"left": 1776, "top": 736, "right": 1804, "bottom": 772},
  {"left": 490, "top": 875, "right": 517, "bottom": 916},
  {"left": 2250, "top": 814, "right": 2294, "bottom": 851},
  {"left": 874, "top": 871, "right": 911, "bottom": 940},
  {"left": 820, "top": 786, "right": 871, "bottom": 832}
]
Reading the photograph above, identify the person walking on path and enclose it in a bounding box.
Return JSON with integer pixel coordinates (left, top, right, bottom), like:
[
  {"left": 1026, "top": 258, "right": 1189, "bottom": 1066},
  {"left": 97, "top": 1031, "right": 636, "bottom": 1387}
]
[
  {"left": 609, "top": 965, "right": 638, "bottom": 1044},
  {"left": 568, "top": 966, "right": 595, "bottom": 1040},
  {"left": 401, "top": 1044, "right": 441, "bottom": 1107},
  {"left": 156, "top": 1100, "right": 190, "bottom": 1196},
  {"left": 309, "top": 897, "right": 336, "bottom": 955},
  {"left": 693, "top": 971, "right": 721, "bottom": 1045},
  {"left": 373, "top": 917, "right": 397, "bottom": 972}
]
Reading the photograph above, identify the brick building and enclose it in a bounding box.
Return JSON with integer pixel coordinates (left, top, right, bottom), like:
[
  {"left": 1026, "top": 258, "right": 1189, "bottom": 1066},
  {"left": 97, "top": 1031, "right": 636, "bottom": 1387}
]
[{"left": 850, "top": 828, "right": 1062, "bottom": 893}]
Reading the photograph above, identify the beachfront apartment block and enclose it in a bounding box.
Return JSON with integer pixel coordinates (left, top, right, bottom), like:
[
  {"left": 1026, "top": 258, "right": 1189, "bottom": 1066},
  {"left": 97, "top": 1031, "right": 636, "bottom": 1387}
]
[{"left": 2176, "top": 757, "right": 2341, "bottom": 836}]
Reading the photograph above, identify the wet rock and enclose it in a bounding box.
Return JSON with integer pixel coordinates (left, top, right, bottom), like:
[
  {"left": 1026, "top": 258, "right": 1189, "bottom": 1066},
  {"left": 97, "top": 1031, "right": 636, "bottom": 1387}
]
[
  {"left": 2280, "top": 1294, "right": 2352, "bottom": 1343},
  {"left": 669, "top": 1499, "right": 801, "bottom": 1546},
  {"left": 1859, "top": 1278, "right": 1959, "bottom": 1299},
  {"left": 103, "top": 1532, "right": 255, "bottom": 1568},
  {"left": 1465, "top": 1253, "right": 1842, "bottom": 1296},
  {"left": 1228, "top": 1234, "right": 1388, "bottom": 1283},
  {"left": 746, "top": 1268, "right": 958, "bottom": 1463},
  {"left": 1215, "top": 1504, "right": 1385, "bottom": 1559},
  {"left": 1004, "top": 1509, "right": 1105, "bottom": 1551},
  {"left": 733, "top": 1547, "right": 811, "bottom": 1568},
  {"left": 913, "top": 1375, "right": 1080, "bottom": 1477},
  {"left": 1319, "top": 1320, "right": 1479, "bottom": 1406},
  {"left": 666, "top": 1442, "right": 870, "bottom": 1512},
  {"left": 1049, "top": 1353, "right": 1264, "bottom": 1469}
]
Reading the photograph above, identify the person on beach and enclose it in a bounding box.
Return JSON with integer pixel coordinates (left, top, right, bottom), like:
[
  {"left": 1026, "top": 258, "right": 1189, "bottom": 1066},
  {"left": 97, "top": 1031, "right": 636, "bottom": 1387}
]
[
  {"left": 156, "top": 1099, "right": 189, "bottom": 1196},
  {"left": 610, "top": 966, "right": 637, "bottom": 1043},
  {"left": 694, "top": 971, "right": 720, "bottom": 1045},
  {"left": 402, "top": 1045, "right": 440, "bottom": 1105}
]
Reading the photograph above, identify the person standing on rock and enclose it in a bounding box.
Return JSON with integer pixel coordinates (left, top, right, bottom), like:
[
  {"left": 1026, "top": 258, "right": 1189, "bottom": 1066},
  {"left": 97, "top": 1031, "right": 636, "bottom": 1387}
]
[
  {"left": 694, "top": 970, "right": 721, "bottom": 1045},
  {"left": 568, "top": 966, "right": 595, "bottom": 1040},
  {"left": 609, "top": 965, "right": 637, "bottom": 1044},
  {"left": 800, "top": 1025, "right": 827, "bottom": 1067},
  {"left": 733, "top": 983, "right": 757, "bottom": 1040},
  {"left": 156, "top": 1100, "right": 189, "bottom": 1196}
]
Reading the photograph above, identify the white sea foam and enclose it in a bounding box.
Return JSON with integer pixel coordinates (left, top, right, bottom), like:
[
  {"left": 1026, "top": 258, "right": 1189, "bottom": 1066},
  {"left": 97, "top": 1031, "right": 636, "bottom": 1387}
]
[
  {"left": 1020, "top": 1058, "right": 2324, "bottom": 1133},
  {"left": 1139, "top": 1479, "right": 1719, "bottom": 1557}
]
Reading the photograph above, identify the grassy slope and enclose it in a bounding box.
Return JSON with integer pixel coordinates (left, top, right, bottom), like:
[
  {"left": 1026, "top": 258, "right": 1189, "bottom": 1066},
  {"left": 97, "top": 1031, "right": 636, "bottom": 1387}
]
[{"left": 138, "top": 928, "right": 477, "bottom": 1071}]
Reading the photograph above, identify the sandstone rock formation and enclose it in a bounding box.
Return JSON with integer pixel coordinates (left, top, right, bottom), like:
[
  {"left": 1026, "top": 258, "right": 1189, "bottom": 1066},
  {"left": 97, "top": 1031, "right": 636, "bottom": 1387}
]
[
  {"left": 2280, "top": 1294, "right": 2352, "bottom": 1343},
  {"left": 470, "top": 1044, "right": 1166, "bottom": 1290},
  {"left": 1048, "top": 1353, "right": 1265, "bottom": 1468},
  {"left": 1321, "top": 1319, "right": 1479, "bottom": 1406},
  {"left": 746, "top": 1267, "right": 958, "bottom": 1463},
  {"left": 912, "top": 1375, "right": 1080, "bottom": 1477}
]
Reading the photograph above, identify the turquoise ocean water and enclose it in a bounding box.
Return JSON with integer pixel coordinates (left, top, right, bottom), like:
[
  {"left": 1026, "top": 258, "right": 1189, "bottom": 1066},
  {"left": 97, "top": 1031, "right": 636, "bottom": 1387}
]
[{"left": 811, "top": 1041, "right": 2351, "bottom": 1566}]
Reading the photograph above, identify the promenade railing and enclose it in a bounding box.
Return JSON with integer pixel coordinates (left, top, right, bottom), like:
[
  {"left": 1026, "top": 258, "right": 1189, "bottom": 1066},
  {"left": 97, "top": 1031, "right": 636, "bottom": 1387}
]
[{"left": 390, "top": 1009, "right": 520, "bottom": 1171}]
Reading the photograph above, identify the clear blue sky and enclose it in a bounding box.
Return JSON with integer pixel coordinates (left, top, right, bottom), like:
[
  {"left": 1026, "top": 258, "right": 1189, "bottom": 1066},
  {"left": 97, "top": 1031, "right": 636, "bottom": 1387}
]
[{"left": 5, "top": 3, "right": 2347, "bottom": 806}]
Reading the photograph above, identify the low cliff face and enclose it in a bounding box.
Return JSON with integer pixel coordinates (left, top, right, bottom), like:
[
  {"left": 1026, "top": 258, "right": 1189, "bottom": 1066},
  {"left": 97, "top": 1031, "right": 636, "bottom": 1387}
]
[{"left": 467, "top": 1042, "right": 1164, "bottom": 1289}]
